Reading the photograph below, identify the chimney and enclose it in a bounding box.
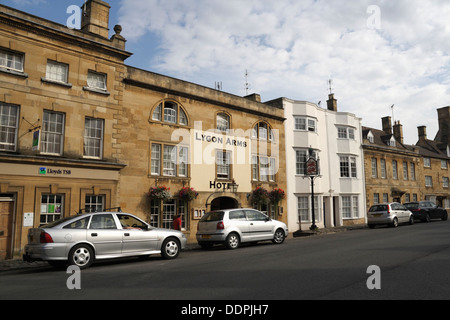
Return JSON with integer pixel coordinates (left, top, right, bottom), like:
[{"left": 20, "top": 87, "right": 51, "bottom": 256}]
[
  {"left": 327, "top": 94, "right": 337, "bottom": 111},
  {"left": 418, "top": 126, "right": 427, "bottom": 141},
  {"left": 382, "top": 116, "right": 392, "bottom": 135},
  {"left": 244, "top": 93, "right": 261, "bottom": 102},
  {"left": 436, "top": 106, "right": 450, "bottom": 145},
  {"left": 393, "top": 121, "right": 404, "bottom": 144},
  {"left": 81, "top": 0, "right": 111, "bottom": 39}
]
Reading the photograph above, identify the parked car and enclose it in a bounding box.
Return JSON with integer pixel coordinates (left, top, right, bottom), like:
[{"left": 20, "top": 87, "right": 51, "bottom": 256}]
[
  {"left": 404, "top": 201, "right": 448, "bottom": 222},
  {"left": 367, "top": 202, "right": 414, "bottom": 228},
  {"left": 23, "top": 211, "right": 187, "bottom": 269},
  {"left": 196, "top": 208, "right": 288, "bottom": 249}
]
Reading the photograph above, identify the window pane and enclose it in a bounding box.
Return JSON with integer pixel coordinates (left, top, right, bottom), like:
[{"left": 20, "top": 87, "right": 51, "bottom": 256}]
[
  {"left": 151, "top": 144, "right": 161, "bottom": 175},
  {"left": 46, "top": 61, "right": 68, "bottom": 83},
  {"left": 87, "top": 71, "right": 107, "bottom": 90},
  {"left": 41, "top": 111, "right": 64, "bottom": 155},
  {"left": 0, "top": 104, "right": 19, "bottom": 151},
  {"left": 84, "top": 118, "right": 103, "bottom": 158}
]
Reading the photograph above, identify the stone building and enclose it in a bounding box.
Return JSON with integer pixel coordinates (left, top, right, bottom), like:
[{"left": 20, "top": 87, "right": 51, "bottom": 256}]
[
  {"left": 120, "top": 68, "right": 287, "bottom": 242},
  {"left": 362, "top": 114, "right": 450, "bottom": 211},
  {"left": 0, "top": 0, "right": 132, "bottom": 259},
  {"left": 0, "top": 0, "right": 287, "bottom": 258}
]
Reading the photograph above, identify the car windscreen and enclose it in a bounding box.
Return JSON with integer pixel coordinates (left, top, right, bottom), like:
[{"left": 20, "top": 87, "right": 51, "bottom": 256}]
[
  {"left": 200, "top": 211, "right": 225, "bottom": 222},
  {"left": 404, "top": 203, "right": 419, "bottom": 210},
  {"left": 369, "top": 205, "right": 388, "bottom": 212}
]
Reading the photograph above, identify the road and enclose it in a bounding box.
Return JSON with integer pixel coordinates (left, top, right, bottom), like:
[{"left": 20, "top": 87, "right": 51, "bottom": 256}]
[{"left": 1, "top": 220, "right": 450, "bottom": 301}]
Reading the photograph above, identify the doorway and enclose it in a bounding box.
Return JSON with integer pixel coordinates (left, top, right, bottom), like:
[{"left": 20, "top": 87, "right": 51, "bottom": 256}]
[
  {"left": 0, "top": 195, "right": 15, "bottom": 260},
  {"left": 211, "top": 197, "right": 239, "bottom": 211}
]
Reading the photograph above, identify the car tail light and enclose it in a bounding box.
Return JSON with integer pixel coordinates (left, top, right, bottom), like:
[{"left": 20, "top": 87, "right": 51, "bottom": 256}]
[
  {"left": 387, "top": 206, "right": 391, "bottom": 215},
  {"left": 217, "top": 221, "right": 224, "bottom": 230},
  {"left": 40, "top": 231, "right": 54, "bottom": 243}
]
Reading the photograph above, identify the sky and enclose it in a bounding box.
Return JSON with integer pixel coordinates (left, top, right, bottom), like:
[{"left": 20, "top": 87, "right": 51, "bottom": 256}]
[{"left": 6, "top": 0, "right": 450, "bottom": 145}]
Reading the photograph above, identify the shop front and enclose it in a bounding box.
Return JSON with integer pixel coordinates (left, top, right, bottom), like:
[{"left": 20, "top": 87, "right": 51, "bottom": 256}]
[{"left": 0, "top": 156, "right": 124, "bottom": 258}]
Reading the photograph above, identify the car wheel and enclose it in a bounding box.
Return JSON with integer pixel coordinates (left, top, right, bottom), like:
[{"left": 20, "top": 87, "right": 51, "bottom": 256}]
[
  {"left": 272, "top": 229, "right": 285, "bottom": 244},
  {"left": 69, "top": 244, "right": 94, "bottom": 269},
  {"left": 425, "top": 214, "right": 430, "bottom": 222},
  {"left": 225, "top": 233, "right": 240, "bottom": 249},
  {"left": 442, "top": 212, "right": 448, "bottom": 221},
  {"left": 391, "top": 217, "right": 398, "bottom": 228},
  {"left": 409, "top": 216, "right": 414, "bottom": 225},
  {"left": 161, "top": 238, "right": 180, "bottom": 259}
]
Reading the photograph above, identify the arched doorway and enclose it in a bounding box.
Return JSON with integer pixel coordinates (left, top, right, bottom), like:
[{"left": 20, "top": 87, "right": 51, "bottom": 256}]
[{"left": 211, "top": 196, "right": 239, "bottom": 211}]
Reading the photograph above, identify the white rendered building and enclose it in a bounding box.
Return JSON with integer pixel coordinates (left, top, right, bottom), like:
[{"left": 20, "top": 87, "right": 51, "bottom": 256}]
[{"left": 267, "top": 94, "right": 367, "bottom": 232}]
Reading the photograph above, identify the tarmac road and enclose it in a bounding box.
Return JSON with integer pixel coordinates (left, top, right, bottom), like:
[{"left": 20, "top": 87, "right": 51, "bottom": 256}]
[{"left": 1, "top": 220, "right": 449, "bottom": 301}]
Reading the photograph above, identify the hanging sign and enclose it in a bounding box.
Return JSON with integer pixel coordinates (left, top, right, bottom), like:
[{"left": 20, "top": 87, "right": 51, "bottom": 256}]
[{"left": 306, "top": 158, "right": 319, "bottom": 176}]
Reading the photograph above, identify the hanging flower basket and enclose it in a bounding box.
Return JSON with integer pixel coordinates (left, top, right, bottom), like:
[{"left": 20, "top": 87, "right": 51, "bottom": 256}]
[
  {"left": 269, "top": 188, "right": 285, "bottom": 204},
  {"left": 178, "top": 187, "right": 198, "bottom": 202},
  {"left": 147, "top": 186, "right": 171, "bottom": 201},
  {"left": 250, "top": 187, "right": 270, "bottom": 205}
]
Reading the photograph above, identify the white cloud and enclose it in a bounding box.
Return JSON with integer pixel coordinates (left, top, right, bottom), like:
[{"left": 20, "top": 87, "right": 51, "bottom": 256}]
[{"left": 118, "top": 0, "right": 450, "bottom": 144}]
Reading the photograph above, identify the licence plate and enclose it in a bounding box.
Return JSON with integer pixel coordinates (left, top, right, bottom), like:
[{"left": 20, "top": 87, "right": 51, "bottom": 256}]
[
  {"left": 201, "top": 235, "right": 211, "bottom": 239},
  {"left": 372, "top": 214, "right": 382, "bottom": 217}
]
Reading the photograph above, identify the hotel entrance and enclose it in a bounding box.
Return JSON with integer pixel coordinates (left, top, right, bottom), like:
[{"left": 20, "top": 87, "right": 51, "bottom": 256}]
[{"left": 210, "top": 196, "right": 239, "bottom": 211}]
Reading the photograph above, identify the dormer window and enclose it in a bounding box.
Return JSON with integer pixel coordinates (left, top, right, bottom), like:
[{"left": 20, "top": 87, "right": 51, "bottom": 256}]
[
  {"left": 387, "top": 136, "right": 396, "bottom": 147},
  {"left": 367, "top": 131, "right": 374, "bottom": 143}
]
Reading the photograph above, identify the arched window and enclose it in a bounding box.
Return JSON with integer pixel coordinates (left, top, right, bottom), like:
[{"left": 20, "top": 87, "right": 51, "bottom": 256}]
[
  {"left": 216, "top": 113, "right": 230, "bottom": 132},
  {"left": 151, "top": 100, "right": 188, "bottom": 126},
  {"left": 252, "top": 121, "right": 274, "bottom": 141}
]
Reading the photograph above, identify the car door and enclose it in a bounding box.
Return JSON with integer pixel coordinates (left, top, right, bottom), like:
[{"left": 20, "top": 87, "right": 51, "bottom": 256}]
[
  {"left": 398, "top": 204, "right": 409, "bottom": 222},
  {"left": 228, "top": 210, "right": 250, "bottom": 242},
  {"left": 244, "top": 209, "right": 273, "bottom": 241},
  {"left": 87, "top": 214, "right": 123, "bottom": 256},
  {"left": 118, "top": 214, "right": 158, "bottom": 253}
]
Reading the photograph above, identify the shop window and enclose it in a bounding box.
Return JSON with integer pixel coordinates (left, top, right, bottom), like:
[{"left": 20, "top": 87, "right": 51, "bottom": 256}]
[
  {"left": 40, "top": 194, "right": 63, "bottom": 225},
  {"left": 150, "top": 199, "right": 186, "bottom": 230},
  {"left": 84, "top": 117, "right": 104, "bottom": 159},
  {"left": 41, "top": 110, "right": 65, "bottom": 156},
  {"left": 0, "top": 103, "right": 19, "bottom": 151}
]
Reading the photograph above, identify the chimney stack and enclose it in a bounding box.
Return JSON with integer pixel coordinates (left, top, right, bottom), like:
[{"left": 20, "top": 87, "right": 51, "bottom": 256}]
[
  {"left": 418, "top": 126, "right": 427, "bottom": 141},
  {"left": 327, "top": 94, "right": 337, "bottom": 111},
  {"left": 393, "top": 121, "right": 404, "bottom": 144},
  {"left": 81, "top": 0, "right": 111, "bottom": 39},
  {"left": 382, "top": 116, "right": 392, "bottom": 135},
  {"left": 436, "top": 106, "right": 450, "bottom": 145}
]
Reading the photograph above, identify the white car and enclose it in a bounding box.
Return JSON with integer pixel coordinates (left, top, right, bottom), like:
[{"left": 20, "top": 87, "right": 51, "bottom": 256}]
[
  {"left": 23, "top": 211, "right": 187, "bottom": 269},
  {"left": 367, "top": 202, "right": 414, "bottom": 228},
  {"left": 196, "top": 208, "right": 288, "bottom": 249}
]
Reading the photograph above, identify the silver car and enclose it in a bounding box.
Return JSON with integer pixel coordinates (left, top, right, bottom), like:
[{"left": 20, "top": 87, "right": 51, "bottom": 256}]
[
  {"left": 367, "top": 202, "right": 414, "bottom": 228},
  {"left": 23, "top": 211, "right": 187, "bottom": 269},
  {"left": 196, "top": 208, "right": 288, "bottom": 249}
]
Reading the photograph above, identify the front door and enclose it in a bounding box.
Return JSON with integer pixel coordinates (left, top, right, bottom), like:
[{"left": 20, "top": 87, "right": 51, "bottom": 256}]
[{"left": 0, "top": 198, "right": 14, "bottom": 260}]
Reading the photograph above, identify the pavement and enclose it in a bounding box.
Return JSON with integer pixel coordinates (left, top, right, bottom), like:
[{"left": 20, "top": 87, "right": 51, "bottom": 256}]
[{"left": 0, "top": 224, "right": 367, "bottom": 272}]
